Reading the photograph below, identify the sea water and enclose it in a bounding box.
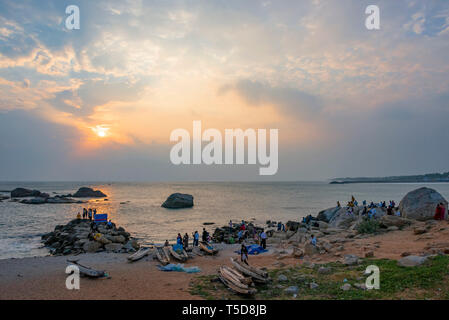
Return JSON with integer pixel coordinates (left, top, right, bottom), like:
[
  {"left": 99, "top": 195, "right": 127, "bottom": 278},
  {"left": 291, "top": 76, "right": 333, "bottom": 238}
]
[{"left": 1, "top": 181, "right": 448, "bottom": 260}]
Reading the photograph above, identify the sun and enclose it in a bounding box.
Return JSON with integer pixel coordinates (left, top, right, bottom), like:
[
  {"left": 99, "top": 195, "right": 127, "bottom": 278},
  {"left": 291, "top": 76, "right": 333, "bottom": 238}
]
[{"left": 91, "top": 125, "right": 110, "bottom": 138}]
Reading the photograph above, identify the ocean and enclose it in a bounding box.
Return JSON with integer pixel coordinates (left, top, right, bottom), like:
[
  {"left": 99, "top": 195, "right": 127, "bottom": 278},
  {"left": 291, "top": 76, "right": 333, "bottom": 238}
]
[{"left": 1, "top": 181, "right": 449, "bottom": 260}]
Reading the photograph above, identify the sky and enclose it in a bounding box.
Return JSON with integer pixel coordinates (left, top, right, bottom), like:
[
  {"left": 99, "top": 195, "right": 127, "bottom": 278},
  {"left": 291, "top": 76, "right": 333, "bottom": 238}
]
[{"left": 0, "top": 0, "right": 448, "bottom": 181}]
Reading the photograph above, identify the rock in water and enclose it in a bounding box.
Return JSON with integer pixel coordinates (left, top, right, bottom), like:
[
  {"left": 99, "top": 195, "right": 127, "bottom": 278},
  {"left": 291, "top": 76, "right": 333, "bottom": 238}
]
[
  {"left": 399, "top": 187, "right": 448, "bottom": 221},
  {"left": 11, "top": 188, "right": 42, "bottom": 198},
  {"left": 161, "top": 193, "right": 194, "bottom": 208},
  {"left": 73, "top": 187, "right": 107, "bottom": 198}
]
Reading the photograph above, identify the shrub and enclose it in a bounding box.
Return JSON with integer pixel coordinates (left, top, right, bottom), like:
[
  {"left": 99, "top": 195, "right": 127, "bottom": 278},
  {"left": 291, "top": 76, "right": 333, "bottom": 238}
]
[{"left": 356, "top": 218, "right": 380, "bottom": 234}]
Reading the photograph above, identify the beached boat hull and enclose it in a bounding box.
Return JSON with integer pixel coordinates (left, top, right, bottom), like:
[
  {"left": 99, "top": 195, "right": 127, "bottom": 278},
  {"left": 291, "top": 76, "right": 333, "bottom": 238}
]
[
  {"left": 199, "top": 241, "right": 218, "bottom": 255},
  {"left": 230, "top": 258, "right": 269, "bottom": 283},
  {"left": 67, "top": 260, "right": 106, "bottom": 278},
  {"left": 127, "top": 247, "right": 150, "bottom": 262},
  {"left": 219, "top": 266, "right": 256, "bottom": 295},
  {"left": 155, "top": 247, "right": 171, "bottom": 265},
  {"left": 169, "top": 246, "right": 189, "bottom": 261}
]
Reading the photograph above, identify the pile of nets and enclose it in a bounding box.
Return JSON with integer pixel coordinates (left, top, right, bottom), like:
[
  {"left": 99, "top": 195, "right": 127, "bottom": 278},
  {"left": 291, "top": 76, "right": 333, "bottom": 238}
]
[{"left": 157, "top": 263, "right": 201, "bottom": 273}]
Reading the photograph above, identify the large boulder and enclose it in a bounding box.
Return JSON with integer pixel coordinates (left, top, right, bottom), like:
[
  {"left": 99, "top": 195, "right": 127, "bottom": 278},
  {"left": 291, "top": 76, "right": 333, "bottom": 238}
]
[
  {"left": 73, "top": 187, "right": 107, "bottom": 198},
  {"left": 399, "top": 187, "right": 448, "bottom": 221},
  {"left": 380, "top": 215, "right": 413, "bottom": 228},
  {"left": 83, "top": 240, "right": 102, "bottom": 253},
  {"left": 398, "top": 255, "right": 428, "bottom": 267},
  {"left": 161, "top": 193, "right": 194, "bottom": 209},
  {"left": 317, "top": 207, "right": 340, "bottom": 223},
  {"left": 11, "top": 188, "right": 41, "bottom": 198},
  {"left": 328, "top": 208, "right": 357, "bottom": 229}
]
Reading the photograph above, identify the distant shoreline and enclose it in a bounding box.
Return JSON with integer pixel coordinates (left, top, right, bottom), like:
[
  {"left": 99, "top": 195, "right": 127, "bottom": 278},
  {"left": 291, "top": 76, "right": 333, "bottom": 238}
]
[{"left": 330, "top": 172, "right": 449, "bottom": 184}]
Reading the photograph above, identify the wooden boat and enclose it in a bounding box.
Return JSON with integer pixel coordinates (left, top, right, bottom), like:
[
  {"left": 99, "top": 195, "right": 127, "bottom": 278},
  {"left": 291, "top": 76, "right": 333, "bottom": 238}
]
[
  {"left": 127, "top": 247, "right": 151, "bottom": 262},
  {"left": 199, "top": 241, "right": 218, "bottom": 255},
  {"left": 221, "top": 266, "right": 252, "bottom": 286},
  {"left": 169, "top": 246, "right": 189, "bottom": 261},
  {"left": 155, "top": 246, "right": 171, "bottom": 265},
  {"left": 219, "top": 266, "right": 256, "bottom": 295},
  {"left": 230, "top": 258, "right": 269, "bottom": 283},
  {"left": 67, "top": 260, "right": 106, "bottom": 278}
]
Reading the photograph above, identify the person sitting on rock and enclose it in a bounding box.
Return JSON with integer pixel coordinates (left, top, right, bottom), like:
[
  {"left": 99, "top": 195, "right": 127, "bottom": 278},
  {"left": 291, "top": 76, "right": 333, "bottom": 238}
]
[
  {"left": 277, "top": 222, "right": 282, "bottom": 231},
  {"left": 310, "top": 234, "right": 317, "bottom": 246},
  {"left": 337, "top": 201, "right": 341, "bottom": 207},
  {"left": 76, "top": 212, "right": 81, "bottom": 219},
  {"left": 107, "top": 219, "right": 113, "bottom": 229}
]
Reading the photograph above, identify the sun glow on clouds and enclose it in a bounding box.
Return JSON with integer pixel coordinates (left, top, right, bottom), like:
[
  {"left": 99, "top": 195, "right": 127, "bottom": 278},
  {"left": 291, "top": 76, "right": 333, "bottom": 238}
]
[{"left": 91, "top": 125, "right": 110, "bottom": 138}]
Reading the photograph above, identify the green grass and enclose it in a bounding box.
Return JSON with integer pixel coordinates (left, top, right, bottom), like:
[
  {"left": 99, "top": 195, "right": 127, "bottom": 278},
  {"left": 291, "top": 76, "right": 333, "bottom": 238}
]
[{"left": 189, "top": 256, "right": 449, "bottom": 300}]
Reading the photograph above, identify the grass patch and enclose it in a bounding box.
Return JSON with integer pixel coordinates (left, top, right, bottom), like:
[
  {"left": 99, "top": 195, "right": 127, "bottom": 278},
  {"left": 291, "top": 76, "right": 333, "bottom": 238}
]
[{"left": 189, "top": 256, "right": 449, "bottom": 300}]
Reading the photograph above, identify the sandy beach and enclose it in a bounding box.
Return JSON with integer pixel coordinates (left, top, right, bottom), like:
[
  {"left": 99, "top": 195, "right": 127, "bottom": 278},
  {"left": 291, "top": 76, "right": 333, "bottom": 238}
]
[{"left": 1, "top": 219, "right": 448, "bottom": 300}]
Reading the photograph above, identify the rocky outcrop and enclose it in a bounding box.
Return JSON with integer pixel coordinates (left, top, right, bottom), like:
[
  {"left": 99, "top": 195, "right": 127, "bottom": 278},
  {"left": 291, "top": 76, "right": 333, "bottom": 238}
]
[
  {"left": 20, "top": 196, "right": 84, "bottom": 205},
  {"left": 11, "top": 188, "right": 42, "bottom": 198},
  {"left": 72, "top": 187, "right": 107, "bottom": 198},
  {"left": 399, "top": 187, "right": 448, "bottom": 221},
  {"left": 41, "top": 219, "right": 138, "bottom": 255},
  {"left": 161, "top": 193, "right": 194, "bottom": 208},
  {"left": 317, "top": 207, "right": 340, "bottom": 223},
  {"left": 379, "top": 215, "right": 413, "bottom": 228}
]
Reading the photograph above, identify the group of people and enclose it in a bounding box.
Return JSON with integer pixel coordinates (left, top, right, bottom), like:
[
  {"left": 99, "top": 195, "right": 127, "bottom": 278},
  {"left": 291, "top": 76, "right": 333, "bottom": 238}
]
[
  {"left": 231, "top": 220, "right": 268, "bottom": 249},
  {"left": 79, "top": 207, "right": 96, "bottom": 220},
  {"left": 337, "top": 196, "right": 401, "bottom": 219},
  {"left": 166, "top": 228, "right": 209, "bottom": 249}
]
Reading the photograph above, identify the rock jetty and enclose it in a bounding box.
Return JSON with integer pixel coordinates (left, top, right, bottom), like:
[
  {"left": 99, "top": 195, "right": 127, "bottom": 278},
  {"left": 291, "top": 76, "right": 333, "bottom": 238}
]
[{"left": 41, "top": 219, "right": 139, "bottom": 255}]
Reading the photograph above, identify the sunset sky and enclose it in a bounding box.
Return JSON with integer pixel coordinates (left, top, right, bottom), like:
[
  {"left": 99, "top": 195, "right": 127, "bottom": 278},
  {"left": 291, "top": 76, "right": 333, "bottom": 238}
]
[{"left": 0, "top": 0, "right": 448, "bottom": 181}]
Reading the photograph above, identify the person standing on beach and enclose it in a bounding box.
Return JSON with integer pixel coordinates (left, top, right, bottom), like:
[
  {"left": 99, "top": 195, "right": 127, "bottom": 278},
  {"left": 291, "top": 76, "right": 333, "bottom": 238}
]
[
  {"left": 202, "top": 228, "right": 209, "bottom": 242},
  {"left": 240, "top": 243, "right": 249, "bottom": 265},
  {"left": 260, "top": 229, "right": 267, "bottom": 249},
  {"left": 193, "top": 231, "right": 199, "bottom": 246},
  {"left": 229, "top": 220, "right": 233, "bottom": 233},
  {"left": 183, "top": 233, "right": 189, "bottom": 249},
  {"left": 88, "top": 208, "right": 92, "bottom": 220},
  {"left": 177, "top": 233, "right": 182, "bottom": 245}
]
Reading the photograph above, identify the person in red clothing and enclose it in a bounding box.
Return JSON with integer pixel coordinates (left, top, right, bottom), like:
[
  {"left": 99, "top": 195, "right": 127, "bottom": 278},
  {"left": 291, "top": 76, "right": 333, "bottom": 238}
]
[
  {"left": 439, "top": 203, "right": 446, "bottom": 220},
  {"left": 434, "top": 203, "right": 443, "bottom": 220}
]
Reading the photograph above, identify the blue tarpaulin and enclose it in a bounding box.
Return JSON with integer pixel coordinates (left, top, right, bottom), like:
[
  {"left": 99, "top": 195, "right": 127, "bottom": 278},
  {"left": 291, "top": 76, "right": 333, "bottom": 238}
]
[
  {"left": 158, "top": 263, "right": 201, "bottom": 273},
  {"left": 235, "top": 244, "right": 268, "bottom": 255},
  {"left": 94, "top": 214, "right": 108, "bottom": 223}
]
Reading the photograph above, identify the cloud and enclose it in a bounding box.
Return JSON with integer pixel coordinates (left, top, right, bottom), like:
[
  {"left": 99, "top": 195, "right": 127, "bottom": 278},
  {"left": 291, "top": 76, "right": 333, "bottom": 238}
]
[{"left": 220, "top": 80, "right": 323, "bottom": 119}]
